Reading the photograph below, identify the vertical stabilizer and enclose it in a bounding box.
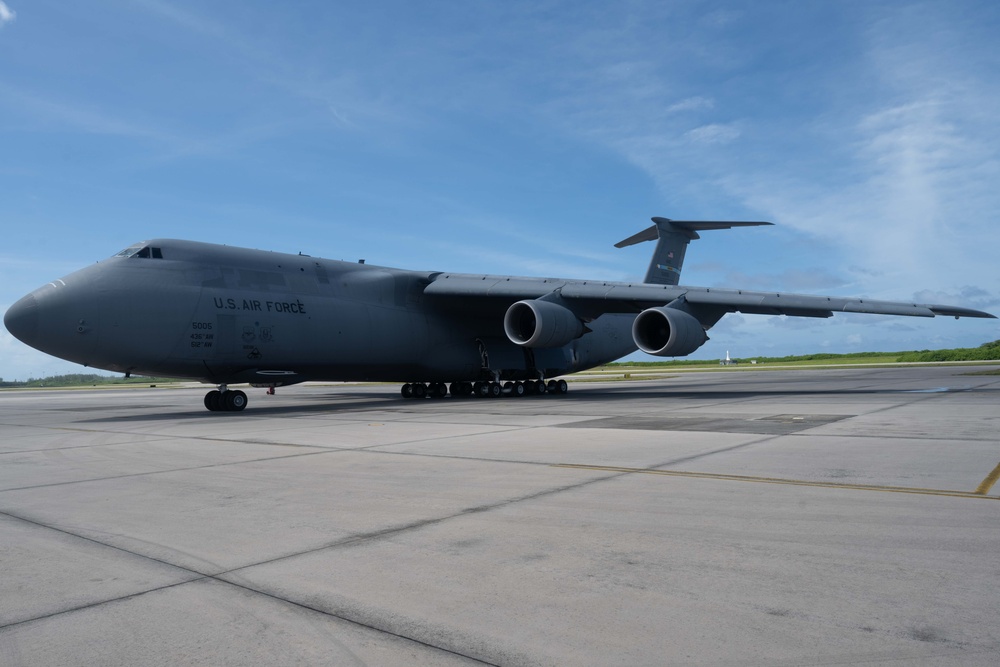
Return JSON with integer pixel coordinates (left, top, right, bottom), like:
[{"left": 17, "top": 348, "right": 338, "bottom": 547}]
[{"left": 615, "top": 217, "right": 773, "bottom": 285}]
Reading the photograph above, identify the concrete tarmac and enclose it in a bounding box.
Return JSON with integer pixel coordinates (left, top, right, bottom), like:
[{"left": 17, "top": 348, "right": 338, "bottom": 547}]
[{"left": 1, "top": 365, "right": 999, "bottom": 666}]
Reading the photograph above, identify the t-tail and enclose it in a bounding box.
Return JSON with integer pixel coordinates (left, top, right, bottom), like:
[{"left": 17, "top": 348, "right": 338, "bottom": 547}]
[{"left": 615, "top": 217, "right": 773, "bottom": 285}]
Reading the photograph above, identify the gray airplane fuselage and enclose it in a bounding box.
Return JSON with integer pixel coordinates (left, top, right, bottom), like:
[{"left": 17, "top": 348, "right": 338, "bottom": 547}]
[
  {"left": 7, "top": 239, "right": 637, "bottom": 386},
  {"left": 7, "top": 220, "right": 994, "bottom": 410}
]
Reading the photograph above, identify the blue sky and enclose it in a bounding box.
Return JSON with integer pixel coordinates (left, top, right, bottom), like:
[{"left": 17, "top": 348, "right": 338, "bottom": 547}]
[{"left": 2, "top": 0, "right": 999, "bottom": 380}]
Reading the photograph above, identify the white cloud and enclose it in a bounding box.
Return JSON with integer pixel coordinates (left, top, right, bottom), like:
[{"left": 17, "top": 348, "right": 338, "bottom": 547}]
[
  {"left": 0, "top": 330, "right": 90, "bottom": 382},
  {"left": 0, "top": 2, "right": 15, "bottom": 26},
  {"left": 715, "top": 7, "right": 1000, "bottom": 308},
  {"left": 505, "top": 3, "right": 998, "bottom": 315},
  {"left": 666, "top": 96, "right": 714, "bottom": 113},
  {"left": 913, "top": 286, "right": 1000, "bottom": 311},
  {"left": 685, "top": 123, "right": 740, "bottom": 145},
  {"left": 718, "top": 268, "right": 846, "bottom": 292}
]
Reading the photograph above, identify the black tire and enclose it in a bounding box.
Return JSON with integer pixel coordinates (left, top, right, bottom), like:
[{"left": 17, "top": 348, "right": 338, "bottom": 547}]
[
  {"left": 401, "top": 384, "right": 413, "bottom": 398},
  {"left": 204, "top": 390, "right": 222, "bottom": 411},
  {"left": 412, "top": 383, "right": 427, "bottom": 399},
  {"left": 488, "top": 382, "right": 502, "bottom": 398},
  {"left": 226, "top": 390, "right": 248, "bottom": 411},
  {"left": 535, "top": 380, "right": 547, "bottom": 395},
  {"left": 512, "top": 382, "right": 526, "bottom": 397},
  {"left": 557, "top": 379, "right": 568, "bottom": 394}
]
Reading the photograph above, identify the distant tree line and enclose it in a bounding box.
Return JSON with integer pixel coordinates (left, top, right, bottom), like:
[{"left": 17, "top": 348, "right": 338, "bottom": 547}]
[
  {"left": 604, "top": 340, "right": 1000, "bottom": 367},
  {"left": 0, "top": 374, "right": 170, "bottom": 388},
  {"left": 894, "top": 339, "right": 1000, "bottom": 363}
]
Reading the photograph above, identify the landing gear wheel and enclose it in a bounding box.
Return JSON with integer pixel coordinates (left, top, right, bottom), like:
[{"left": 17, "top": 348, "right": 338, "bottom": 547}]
[
  {"left": 204, "top": 390, "right": 223, "bottom": 411},
  {"left": 225, "top": 390, "right": 248, "bottom": 411},
  {"left": 488, "top": 382, "right": 502, "bottom": 398},
  {"left": 401, "top": 384, "right": 413, "bottom": 398},
  {"left": 475, "top": 381, "right": 490, "bottom": 398},
  {"left": 412, "top": 383, "right": 427, "bottom": 399},
  {"left": 556, "top": 379, "right": 568, "bottom": 394},
  {"left": 535, "top": 380, "right": 547, "bottom": 395},
  {"left": 512, "top": 381, "right": 526, "bottom": 397},
  {"left": 431, "top": 382, "right": 448, "bottom": 398}
]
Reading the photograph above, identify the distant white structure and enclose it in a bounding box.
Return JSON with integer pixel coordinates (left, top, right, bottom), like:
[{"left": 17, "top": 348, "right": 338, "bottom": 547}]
[{"left": 720, "top": 350, "right": 738, "bottom": 366}]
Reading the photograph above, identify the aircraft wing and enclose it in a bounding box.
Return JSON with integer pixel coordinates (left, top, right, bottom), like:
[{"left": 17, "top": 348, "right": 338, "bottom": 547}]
[{"left": 423, "top": 274, "right": 996, "bottom": 320}]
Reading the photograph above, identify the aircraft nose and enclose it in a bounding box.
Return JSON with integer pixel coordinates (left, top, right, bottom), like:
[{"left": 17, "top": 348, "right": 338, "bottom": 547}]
[{"left": 4, "top": 293, "right": 39, "bottom": 345}]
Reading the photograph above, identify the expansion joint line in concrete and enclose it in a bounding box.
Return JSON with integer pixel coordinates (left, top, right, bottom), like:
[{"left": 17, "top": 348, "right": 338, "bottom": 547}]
[
  {"left": 6, "top": 464, "right": 621, "bottom": 666},
  {"left": 552, "top": 464, "right": 1000, "bottom": 500},
  {"left": 0, "top": 508, "right": 501, "bottom": 665}
]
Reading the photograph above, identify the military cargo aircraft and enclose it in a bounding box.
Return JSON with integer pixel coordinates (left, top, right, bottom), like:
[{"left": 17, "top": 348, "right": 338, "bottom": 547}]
[{"left": 4, "top": 217, "right": 994, "bottom": 411}]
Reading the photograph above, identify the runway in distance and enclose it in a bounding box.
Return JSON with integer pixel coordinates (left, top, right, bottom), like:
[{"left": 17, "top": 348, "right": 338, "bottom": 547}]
[{"left": 4, "top": 217, "right": 995, "bottom": 411}]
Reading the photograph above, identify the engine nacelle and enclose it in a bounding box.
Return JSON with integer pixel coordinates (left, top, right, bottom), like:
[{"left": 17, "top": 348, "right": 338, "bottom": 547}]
[
  {"left": 504, "top": 299, "right": 585, "bottom": 348},
  {"left": 632, "top": 306, "right": 708, "bottom": 357}
]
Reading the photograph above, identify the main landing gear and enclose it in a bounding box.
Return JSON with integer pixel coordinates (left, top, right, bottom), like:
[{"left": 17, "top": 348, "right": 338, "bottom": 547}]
[
  {"left": 204, "top": 386, "right": 248, "bottom": 412},
  {"left": 400, "top": 379, "right": 568, "bottom": 399}
]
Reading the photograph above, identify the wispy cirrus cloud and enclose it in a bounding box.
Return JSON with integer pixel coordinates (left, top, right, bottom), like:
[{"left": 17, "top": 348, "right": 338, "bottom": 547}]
[
  {"left": 131, "top": 0, "right": 407, "bottom": 131},
  {"left": 685, "top": 123, "right": 740, "bottom": 145},
  {"left": 484, "top": 2, "right": 1000, "bottom": 307},
  {"left": 0, "top": 82, "right": 175, "bottom": 141},
  {"left": 666, "top": 96, "right": 714, "bottom": 113},
  {"left": 0, "top": 2, "right": 15, "bottom": 27},
  {"left": 694, "top": 3, "right": 1000, "bottom": 309}
]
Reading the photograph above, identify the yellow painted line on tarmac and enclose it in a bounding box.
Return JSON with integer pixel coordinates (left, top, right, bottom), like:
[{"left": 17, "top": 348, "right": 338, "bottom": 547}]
[
  {"left": 553, "top": 464, "right": 1000, "bottom": 501},
  {"left": 975, "top": 462, "right": 1000, "bottom": 495}
]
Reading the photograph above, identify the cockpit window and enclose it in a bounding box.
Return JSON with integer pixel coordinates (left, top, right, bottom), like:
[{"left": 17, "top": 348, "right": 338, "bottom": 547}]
[
  {"left": 114, "top": 245, "right": 163, "bottom": 259},
  {"left": 114, "top": 245, "right": 143, "bottom": 258}
]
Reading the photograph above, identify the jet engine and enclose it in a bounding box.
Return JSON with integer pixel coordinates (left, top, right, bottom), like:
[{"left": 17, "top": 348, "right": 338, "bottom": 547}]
[
  {"left": 632, "top": 306, "right": 708, "bottom": 357},
  {"left": 504, "top": 299, "right": 585, "bottom": 348}
]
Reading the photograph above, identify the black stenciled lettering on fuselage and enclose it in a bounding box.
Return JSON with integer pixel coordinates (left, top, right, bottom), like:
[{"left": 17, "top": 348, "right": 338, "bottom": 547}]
[
  {"left": 266, "top": 300, "right": 307, "bottom": 314},
  {"left": 189, "top": 322, "right": 216, "bottom": 349},
  {"left": 213, "top": 297, "right": 306, "bottom": 314}
]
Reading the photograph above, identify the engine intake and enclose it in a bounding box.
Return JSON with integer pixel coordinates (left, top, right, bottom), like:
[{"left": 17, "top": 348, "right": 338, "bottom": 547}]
[
  {"left": 632, "top": 306, "right": 707, "bottom": 357},
  {"left": 504, "top": 299, "right": 585, "bottom": 348}
]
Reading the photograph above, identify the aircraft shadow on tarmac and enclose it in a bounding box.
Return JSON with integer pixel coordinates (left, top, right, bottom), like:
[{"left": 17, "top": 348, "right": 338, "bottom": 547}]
[
  {"left": 69, "top": 382, "right": 996, "bottom": 424},
  {"left": 75, "top": 396, "right": 400, "bottom": 423}
]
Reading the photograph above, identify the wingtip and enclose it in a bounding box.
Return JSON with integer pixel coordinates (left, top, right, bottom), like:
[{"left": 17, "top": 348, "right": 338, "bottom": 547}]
[{"left": 928, "top": 305, "right": 998, "bottom": 319}]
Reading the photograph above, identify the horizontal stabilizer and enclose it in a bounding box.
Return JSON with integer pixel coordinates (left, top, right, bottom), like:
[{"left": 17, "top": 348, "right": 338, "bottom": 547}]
[
  {"left": 615, "top": 218, "right": 772, "bottom": 248},
  {"left": 616, "top": 216, "right": 772, "bottom": 285}
]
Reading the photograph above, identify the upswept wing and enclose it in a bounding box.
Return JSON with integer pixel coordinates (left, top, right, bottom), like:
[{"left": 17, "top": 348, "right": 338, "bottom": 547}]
[{"left": 423, "top": 273, "right": 995, "bottom": 320}]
